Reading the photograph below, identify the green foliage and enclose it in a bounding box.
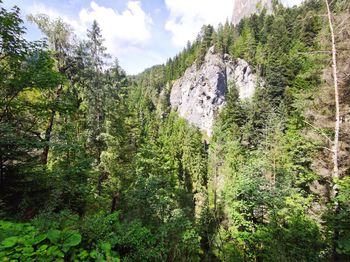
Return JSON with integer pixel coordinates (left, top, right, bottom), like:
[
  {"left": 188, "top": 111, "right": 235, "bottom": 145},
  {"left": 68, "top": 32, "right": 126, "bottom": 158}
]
[
  {"left": 0, "top": 2, "right": 64, "bottom": 216},
  {"left": 196, "top": 25, "right": 214, "bottom": 68},
  {"left": 231, "top": 23, "right": 256, "bottom": 62},
  {"left": 206, "top": 2, "right": 338, "bottom": 260},
  {"left": 1, "top": 0, "right": 349, "bottom": 261},
  {"left": 0, "top": 220, "right": 81, "bottom": 261},
  {"left": 327, "top": 177, "right": 350, "bottom": 256}
]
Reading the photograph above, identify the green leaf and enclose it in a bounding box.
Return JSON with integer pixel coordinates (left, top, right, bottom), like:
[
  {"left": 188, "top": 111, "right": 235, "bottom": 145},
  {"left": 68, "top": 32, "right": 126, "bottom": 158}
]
[
  {"left": 22, "top": 246, "right": 34, "bottom": 256},
  {"left": 78, "top": 250, "right": 89, "bottom": 260},
  {"left": 12, "top": 252, "right": 21, "bottom": 258},
  {"left": 47, "top": 229, "right": 61, "bottom": 244},
  {"left": 56, "top": 251, "right": 65, "bottom": 258},
  {"left": 0, "top": 221, "right": 13, "bottom": 230},
  {"left": 1, "top": 236, "right": 18, "bottom": 248},
  {"left": 33, "top": 234, "right": 47, "bottom": 245},
  {"left": 47, "top": 246, "right": 64, "bottom": 258},
  {"left": 101, "top": 242, "right": 111, "bottom": 252},
  {"left": 62, "top": 231, "right": 81, "bottom": 249},
  {"left": 37, "top": 244, "right": 48, "bottom": 252},
  {"left": 90, "top": 250, "right": 97, "bottom": 259},
  {"left": 47, "top": 245, "right": 58, "bottom": 255}
]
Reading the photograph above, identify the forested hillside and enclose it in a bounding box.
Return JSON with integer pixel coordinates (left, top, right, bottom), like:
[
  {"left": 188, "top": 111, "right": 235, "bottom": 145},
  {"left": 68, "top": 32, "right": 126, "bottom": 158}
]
[{"left": 1, "top": 0, "right": 350, "bottom": 261}]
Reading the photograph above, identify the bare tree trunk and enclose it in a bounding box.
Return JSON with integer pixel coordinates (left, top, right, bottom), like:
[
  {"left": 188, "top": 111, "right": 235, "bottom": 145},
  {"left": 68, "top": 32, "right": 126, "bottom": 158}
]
[
  {"left": 325, "top": 1, "right": 341, "bottom": 260},
  {"left": 326, "top": 0, "right": 340, "bottom": 183}
]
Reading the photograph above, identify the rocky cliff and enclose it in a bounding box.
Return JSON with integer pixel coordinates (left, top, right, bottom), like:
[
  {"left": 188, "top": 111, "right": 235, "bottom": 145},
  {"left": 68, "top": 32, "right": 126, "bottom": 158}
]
[
  {"left": 232, "top": 0, "right": 272, "bottom": 25},
  {"left": 170, "top": 47, "right": 259, "bottom": 136}
]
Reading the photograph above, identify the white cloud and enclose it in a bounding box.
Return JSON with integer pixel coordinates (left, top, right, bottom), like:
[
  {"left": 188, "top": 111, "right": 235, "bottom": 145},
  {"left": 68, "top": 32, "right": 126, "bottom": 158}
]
[
  {"left": 79, "top": 1, "right": 152, "bottom": 50},
  {"left": 28, "top": 3, "right": 86, "bottom": 36},
  {"left": 165, "top": 0, "right": 234, "bottom": 47},
  {"left": 165, "top": 0, "right": 305, "bottom": 47},
  {"left": 28, "top": 1, "right": 153, "bottom": 74}
]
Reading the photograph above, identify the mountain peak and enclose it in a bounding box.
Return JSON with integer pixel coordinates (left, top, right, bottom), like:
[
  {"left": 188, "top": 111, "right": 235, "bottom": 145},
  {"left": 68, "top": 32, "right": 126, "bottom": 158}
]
[{"left": 232, "top": 0, "right": 273, "bottom": 25}]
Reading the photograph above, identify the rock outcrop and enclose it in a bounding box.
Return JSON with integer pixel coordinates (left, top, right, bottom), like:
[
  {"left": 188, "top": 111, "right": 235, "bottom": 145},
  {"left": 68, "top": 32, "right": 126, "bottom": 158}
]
[
  {"left": 170, "top": 47, "right": 259, "bottom": 136},
  {"left": 232, "top": 0, "right": 272, "bottom": 25}
]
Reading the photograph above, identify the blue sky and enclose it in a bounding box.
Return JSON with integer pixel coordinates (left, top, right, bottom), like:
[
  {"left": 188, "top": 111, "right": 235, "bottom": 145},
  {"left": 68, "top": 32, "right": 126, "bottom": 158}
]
[{"left": 4, "top": 0, "right": 303, "bottom": 75}]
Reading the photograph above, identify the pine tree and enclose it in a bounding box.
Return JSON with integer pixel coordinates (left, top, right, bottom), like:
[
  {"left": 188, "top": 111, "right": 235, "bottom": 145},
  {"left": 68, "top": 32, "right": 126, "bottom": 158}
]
[{"left": 196, "top": 25, "right": 214, "bottom": 68}]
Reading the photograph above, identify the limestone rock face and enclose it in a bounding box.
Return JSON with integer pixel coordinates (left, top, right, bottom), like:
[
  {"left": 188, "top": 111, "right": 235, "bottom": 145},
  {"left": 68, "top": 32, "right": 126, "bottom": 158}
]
[
  {"left": 225, "top": 54, "right": 257, "bottom": 99},
  {"left": 170, "top": 47, "right": 259, "bottom": 136},
  {"left": 232, "top": 0, "right": 272, "bottom": 25}
]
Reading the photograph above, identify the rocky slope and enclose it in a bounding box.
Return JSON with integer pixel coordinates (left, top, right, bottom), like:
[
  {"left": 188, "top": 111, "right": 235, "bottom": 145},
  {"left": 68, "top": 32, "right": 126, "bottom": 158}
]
[
  {"left": 170, "top": 46, "right": 259, "bottom": 136},
  {"left": 232, "top": 0, "right": 272, "bottom": 25}
]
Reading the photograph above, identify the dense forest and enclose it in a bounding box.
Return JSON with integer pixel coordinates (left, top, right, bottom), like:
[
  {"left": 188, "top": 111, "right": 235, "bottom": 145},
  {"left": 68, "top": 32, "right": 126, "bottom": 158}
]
[{"left": 1, "top": 0, "right": 350, "bottom": 261}]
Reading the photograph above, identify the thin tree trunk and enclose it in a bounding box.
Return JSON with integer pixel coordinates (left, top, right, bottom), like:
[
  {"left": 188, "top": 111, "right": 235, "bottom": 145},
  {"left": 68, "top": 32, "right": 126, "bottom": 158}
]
[
  {"left": 326, "top": 0, "right": 340, "bottom": 183},
  {"left": 325, "top": 1, "right": 341, "bottom": 260}
]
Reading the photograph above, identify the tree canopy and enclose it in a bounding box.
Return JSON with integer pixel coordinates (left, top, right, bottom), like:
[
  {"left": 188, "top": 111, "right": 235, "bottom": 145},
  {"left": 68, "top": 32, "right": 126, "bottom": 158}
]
[{"left": 1, "top": 0, "right": 350, "bottom": 261}]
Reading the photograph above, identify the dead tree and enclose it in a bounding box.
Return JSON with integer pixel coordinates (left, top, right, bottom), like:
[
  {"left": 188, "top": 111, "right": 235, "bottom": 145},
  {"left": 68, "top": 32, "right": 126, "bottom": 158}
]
[{"left": 325, "top": 0, "right": 340, "bottom": 194}]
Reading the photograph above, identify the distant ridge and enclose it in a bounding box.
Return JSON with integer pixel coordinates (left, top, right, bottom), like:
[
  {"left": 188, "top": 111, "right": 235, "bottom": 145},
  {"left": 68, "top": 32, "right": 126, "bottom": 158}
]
[{"left": 232, "top": 0, "right": 272, "bottom": 25}]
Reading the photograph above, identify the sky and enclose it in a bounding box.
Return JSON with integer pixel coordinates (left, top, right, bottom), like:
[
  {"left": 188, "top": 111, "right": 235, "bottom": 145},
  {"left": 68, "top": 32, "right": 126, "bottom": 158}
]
[{"left": 3, "top": 0, "right": 304, "bottom": 75}]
